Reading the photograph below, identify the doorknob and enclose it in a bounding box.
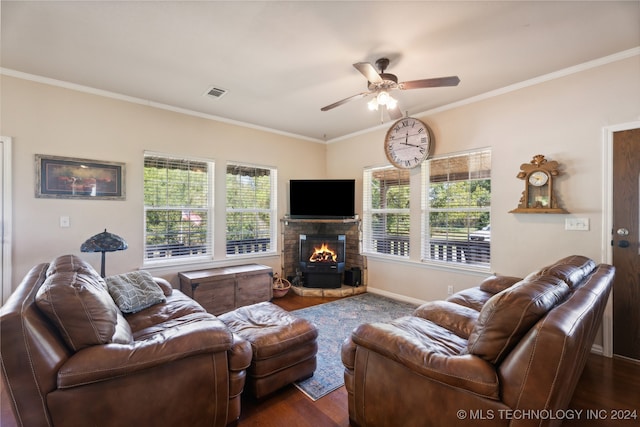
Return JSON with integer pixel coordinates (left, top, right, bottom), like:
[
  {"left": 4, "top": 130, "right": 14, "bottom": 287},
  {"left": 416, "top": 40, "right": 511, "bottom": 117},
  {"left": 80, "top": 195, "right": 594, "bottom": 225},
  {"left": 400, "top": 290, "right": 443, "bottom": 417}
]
[{"left": 616, "top": 228, "right": 629, "bottom": 236}]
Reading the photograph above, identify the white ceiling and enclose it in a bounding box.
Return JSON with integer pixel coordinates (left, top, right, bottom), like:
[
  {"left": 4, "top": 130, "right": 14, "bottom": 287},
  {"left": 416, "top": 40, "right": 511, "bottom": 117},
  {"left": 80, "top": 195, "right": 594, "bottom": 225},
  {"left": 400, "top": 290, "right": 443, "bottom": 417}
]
[{"left": 1, "top": 1, "right": 639, "bottom": 142}]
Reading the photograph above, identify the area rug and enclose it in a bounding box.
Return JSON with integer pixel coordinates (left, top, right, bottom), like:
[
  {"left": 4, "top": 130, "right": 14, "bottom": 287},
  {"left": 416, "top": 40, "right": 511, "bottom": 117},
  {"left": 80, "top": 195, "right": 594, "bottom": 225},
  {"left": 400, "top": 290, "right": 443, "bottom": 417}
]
[{"left": 292, "top": 292, "right": 418, "bottom": 401}]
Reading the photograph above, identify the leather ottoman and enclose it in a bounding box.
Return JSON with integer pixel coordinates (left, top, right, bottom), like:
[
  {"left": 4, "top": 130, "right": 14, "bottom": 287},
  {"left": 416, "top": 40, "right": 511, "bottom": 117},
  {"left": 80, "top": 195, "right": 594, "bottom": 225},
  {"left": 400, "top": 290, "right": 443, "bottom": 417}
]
[{"left": 218, "top": 301, "right": 318, "bottom": 398}]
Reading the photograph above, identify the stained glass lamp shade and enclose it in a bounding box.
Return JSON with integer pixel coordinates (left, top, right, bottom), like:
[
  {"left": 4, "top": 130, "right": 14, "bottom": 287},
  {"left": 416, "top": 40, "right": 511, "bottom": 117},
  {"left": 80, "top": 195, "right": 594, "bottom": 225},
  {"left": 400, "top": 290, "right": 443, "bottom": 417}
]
[{"left": 80, "top": 229, "right": 128, "bottom": 277}]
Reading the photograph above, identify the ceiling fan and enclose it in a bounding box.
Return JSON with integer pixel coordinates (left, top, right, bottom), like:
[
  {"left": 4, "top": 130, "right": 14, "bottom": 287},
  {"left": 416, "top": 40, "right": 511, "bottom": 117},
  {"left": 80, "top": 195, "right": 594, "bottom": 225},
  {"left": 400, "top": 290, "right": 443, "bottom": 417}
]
[{"left": 321, "top": 57, "right": 460, "bottom": 120}]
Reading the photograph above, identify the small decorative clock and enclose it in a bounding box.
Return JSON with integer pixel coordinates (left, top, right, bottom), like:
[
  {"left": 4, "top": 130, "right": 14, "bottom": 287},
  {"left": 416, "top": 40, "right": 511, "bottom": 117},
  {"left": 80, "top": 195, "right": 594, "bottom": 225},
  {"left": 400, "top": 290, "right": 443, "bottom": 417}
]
[
  {"left": 384, "top": 117, "right": 434, "bottom": 169},
  {"left": 509, "top": 154, "right": 568, "bottom": 214}
]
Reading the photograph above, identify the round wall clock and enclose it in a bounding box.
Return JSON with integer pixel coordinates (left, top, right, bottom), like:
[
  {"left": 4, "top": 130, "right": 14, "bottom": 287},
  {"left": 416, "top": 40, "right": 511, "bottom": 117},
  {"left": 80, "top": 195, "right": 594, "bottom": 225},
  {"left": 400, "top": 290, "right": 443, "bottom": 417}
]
[
  {"left": 384, "top": 117, "right": 434, "bottom": 169},
  {"left": 528, "top": 171, "right": 549, "bottom": 187}
]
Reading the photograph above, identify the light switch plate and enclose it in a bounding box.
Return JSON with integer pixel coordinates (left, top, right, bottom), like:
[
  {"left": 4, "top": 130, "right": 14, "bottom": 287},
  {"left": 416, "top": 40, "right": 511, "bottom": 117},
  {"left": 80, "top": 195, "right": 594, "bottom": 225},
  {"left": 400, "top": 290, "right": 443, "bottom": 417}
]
[
  {"left": 60, "top": 216, "right": 70, "bottom": 228},
  {"left": 565, "top": 218, "right": 589, "bottom": 231}
]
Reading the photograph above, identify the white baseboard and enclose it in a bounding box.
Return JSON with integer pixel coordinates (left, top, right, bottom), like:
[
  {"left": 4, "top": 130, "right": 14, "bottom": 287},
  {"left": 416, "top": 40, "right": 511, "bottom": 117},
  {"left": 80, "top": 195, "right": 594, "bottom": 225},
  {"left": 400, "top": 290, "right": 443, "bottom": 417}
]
[
  {"left": 366, "top": 286, "right": 427, "bottom": 306},
  {"left": 590, "top": 344, "right": 604, "bottom": 356}
]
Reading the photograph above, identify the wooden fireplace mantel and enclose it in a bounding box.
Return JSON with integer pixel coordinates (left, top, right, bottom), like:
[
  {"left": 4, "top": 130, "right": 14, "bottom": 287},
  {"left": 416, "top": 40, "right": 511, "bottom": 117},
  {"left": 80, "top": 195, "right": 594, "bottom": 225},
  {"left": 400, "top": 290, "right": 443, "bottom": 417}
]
[{"left": 282, "top": 217, "right": 360, "bottom": 224}]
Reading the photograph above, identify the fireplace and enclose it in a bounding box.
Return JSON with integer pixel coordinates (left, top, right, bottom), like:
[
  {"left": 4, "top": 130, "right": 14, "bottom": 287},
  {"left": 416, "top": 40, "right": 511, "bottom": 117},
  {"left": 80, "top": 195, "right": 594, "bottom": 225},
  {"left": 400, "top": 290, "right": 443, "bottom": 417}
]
[
  {"left": 299, "top": 234, "right": 346, "bottom": 288},
  {"left": 281, "top": 218, "right": 365, "bottom": 294}
]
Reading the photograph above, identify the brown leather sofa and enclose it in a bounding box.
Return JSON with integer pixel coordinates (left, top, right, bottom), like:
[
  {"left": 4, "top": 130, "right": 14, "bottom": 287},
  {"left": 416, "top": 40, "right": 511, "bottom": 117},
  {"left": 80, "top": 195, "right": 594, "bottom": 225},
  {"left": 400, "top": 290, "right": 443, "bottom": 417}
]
[
  {"left": 1, "top": 255, "right": 252, "bottom": 427},
  {"left": 341, "top": 255, "right": 615, "bottom": 427}
]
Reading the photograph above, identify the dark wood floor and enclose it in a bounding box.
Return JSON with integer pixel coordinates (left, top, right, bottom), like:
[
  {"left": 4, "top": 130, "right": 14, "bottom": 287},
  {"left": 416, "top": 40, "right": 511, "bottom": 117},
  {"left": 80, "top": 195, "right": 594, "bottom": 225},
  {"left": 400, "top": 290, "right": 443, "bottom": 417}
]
[{"left": 2, "top": 291, "right": 639, "bottom": 426}]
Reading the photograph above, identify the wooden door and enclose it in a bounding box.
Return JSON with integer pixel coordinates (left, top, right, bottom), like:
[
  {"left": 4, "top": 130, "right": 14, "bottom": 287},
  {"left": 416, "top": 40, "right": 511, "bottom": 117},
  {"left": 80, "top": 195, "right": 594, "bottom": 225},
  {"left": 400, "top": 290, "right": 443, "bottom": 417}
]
[{"left": 612, "top": 128, "right": 640, "bottom": 361}]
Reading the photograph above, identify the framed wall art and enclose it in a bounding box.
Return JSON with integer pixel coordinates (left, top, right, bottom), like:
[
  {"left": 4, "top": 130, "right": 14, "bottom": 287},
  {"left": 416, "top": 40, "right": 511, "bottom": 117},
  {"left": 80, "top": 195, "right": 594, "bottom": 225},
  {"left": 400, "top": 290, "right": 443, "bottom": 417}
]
[{"left": 35, "top": 155, "right": 126, "bottom": 200}]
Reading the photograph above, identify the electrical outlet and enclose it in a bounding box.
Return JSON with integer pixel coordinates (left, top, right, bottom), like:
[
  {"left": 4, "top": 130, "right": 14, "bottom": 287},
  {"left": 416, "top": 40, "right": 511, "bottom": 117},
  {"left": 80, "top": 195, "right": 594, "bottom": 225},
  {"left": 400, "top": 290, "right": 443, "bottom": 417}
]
[
  {"left": 447, "top": 285, "right": 454, "bottom": 296},
  {"left": 59, "top": 216, "right": 70, "bottom": 228}
]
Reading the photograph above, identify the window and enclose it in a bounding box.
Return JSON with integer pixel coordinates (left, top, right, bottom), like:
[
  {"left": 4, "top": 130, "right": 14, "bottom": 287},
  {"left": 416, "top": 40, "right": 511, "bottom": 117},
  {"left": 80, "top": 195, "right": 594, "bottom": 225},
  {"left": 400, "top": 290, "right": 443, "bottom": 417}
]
[
  {"left": 363, "top": 166, "right": 411, "bottom": 257},
  {"left": 143, "top": 153, "right": 213, "bottom": 263},
  {"left": 226, "top": 163, "right": 277, "bottom": 256},
  {"left": 422, "top": 149, "right": 491, "bottom": 267}
]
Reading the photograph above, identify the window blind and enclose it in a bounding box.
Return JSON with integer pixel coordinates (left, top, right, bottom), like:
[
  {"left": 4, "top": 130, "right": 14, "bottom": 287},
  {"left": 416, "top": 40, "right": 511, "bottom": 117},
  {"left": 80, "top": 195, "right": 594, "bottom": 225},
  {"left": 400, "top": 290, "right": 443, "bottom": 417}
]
[
  {"left": 143, "top": 154, "right": 213, "bottom": 262},
  {"left": 422, "top": 149, "right": 491, "bottom": 267},
  {"left": 363, "top": 166, "right": 411, "bottom": 257},
  {"left": 225, "top": 163, "right": 277, "bottom": 256}
]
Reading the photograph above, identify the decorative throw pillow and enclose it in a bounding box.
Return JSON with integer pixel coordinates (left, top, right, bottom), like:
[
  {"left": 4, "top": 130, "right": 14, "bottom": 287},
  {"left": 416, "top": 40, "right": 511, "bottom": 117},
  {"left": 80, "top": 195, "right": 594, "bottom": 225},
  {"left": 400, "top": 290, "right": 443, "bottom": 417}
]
[
  {"left": 105, "top": 271, "right": 166, "bottom": 314},
  {"left": 36, "top": 271, "right": 119, "bottom": 352}
]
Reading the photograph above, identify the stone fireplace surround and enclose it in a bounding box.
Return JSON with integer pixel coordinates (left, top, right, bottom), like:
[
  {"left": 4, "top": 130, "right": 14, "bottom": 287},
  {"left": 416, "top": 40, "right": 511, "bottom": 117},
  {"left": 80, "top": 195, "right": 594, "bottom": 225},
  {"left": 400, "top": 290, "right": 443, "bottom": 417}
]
[{"left": 280, "top": 218, "right": 367, "bottom": 297}]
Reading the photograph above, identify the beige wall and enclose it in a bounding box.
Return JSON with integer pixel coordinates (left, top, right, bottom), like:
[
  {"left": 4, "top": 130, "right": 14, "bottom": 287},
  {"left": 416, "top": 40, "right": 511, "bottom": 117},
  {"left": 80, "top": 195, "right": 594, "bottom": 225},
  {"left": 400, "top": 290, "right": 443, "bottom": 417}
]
[
  {"left": 328, "top": 55, "right": 640, "bottom": 303},
  {"left": 2, "top": 54, "right": 639, "bottom": 305},
  {"left": 1, "top": 75, "right": 327, "bottom": 287}
]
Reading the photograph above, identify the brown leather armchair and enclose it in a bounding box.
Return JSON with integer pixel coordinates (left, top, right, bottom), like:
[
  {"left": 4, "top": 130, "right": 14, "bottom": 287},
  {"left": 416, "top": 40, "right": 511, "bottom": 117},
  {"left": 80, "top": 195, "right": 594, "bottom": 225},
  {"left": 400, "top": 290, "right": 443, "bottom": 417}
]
[
  {"left": 1, "top": 255, "right": 252, "bottom": 427},
  {"left": 342, "top": 256, "right": 615, "bottom": 427}
]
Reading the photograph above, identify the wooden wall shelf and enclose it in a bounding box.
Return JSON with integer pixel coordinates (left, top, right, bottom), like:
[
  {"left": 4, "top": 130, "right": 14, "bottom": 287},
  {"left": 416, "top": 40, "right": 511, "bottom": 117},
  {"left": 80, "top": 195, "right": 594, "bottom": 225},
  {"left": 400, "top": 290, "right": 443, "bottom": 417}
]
[{"left": 509, "top": 208, "right": 569, "bottom": 214}]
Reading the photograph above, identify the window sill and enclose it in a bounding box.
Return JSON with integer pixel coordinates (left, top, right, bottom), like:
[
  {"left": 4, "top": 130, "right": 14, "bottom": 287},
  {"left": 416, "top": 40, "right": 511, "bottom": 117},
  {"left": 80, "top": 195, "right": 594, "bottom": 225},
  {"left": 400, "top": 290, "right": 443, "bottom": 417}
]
[
  {"left": 142, "top": 252, "right": 278, "bottom": 273},
  {"left": 225, "top": 251, "right": 279, "bottom": 261},
  {"left": 142, "top": 255, "right": 215, "bottom": 271},
  {"left": 364, "top": 252, "right": 490, "bottom": 276}
]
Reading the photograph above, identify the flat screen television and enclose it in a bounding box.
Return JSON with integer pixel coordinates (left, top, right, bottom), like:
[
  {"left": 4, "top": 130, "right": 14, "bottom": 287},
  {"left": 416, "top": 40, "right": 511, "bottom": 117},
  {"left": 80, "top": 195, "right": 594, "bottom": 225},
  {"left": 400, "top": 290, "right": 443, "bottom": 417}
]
[{"left": 289, "top": 179, "right": 355, "bottom": 219}]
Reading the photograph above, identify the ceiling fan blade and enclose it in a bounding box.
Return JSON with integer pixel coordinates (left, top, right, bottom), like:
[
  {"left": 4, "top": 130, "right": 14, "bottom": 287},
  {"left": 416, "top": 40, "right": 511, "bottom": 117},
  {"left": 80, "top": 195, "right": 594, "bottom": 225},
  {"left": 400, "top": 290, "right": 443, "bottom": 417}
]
[
  {"left": 321, "top": 91, "right": 371, "bottom": 111},
  {"left": 353, "top": 62, "right": 383, "bottom": 84},
  {"left": 399, "top": 76, "right": 460, "bottom": 90},
  {"left": 388, "top": 105, "right": 403, "bottom": 120}
]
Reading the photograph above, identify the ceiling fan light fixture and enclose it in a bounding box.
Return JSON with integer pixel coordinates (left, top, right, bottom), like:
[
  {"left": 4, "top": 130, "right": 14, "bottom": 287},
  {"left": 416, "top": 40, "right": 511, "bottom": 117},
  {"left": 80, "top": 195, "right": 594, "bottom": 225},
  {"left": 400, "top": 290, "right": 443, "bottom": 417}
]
[
  {"left": 374, "top": 90, "right": 397, "bottom": 110},
  {"left": 367, "top": 98, "right": 379, "bottom": 111},
  {"left": 386, "top": 97, "right": 398, "bottom": 110},
  {"left": 376, "top": 91, "right": 390, "bottom": 105}
]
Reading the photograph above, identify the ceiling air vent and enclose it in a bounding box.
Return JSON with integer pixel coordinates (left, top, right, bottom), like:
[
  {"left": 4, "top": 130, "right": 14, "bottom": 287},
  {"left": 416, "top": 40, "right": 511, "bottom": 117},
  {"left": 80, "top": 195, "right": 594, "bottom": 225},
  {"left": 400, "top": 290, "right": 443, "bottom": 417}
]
[{"left": 204, "top": 86, "right": 228, "bottom": 99}]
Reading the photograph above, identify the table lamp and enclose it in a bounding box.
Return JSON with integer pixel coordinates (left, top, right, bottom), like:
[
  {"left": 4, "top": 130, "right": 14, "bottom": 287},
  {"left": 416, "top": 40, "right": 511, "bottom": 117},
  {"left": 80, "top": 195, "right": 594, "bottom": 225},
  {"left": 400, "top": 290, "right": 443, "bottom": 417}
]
[{"left": 80, "top": 229, "right": 128, "bottom": 277}]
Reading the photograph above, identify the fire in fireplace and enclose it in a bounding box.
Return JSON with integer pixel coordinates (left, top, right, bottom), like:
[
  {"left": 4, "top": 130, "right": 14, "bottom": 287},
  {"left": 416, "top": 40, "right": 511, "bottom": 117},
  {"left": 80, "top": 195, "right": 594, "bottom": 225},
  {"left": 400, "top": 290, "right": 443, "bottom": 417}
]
[
  {"left": 309, "top": 242, "right": 338, "bottom": 263},
  {"left": 299, "top": 234, "right": 346, "bottom": 288}
]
